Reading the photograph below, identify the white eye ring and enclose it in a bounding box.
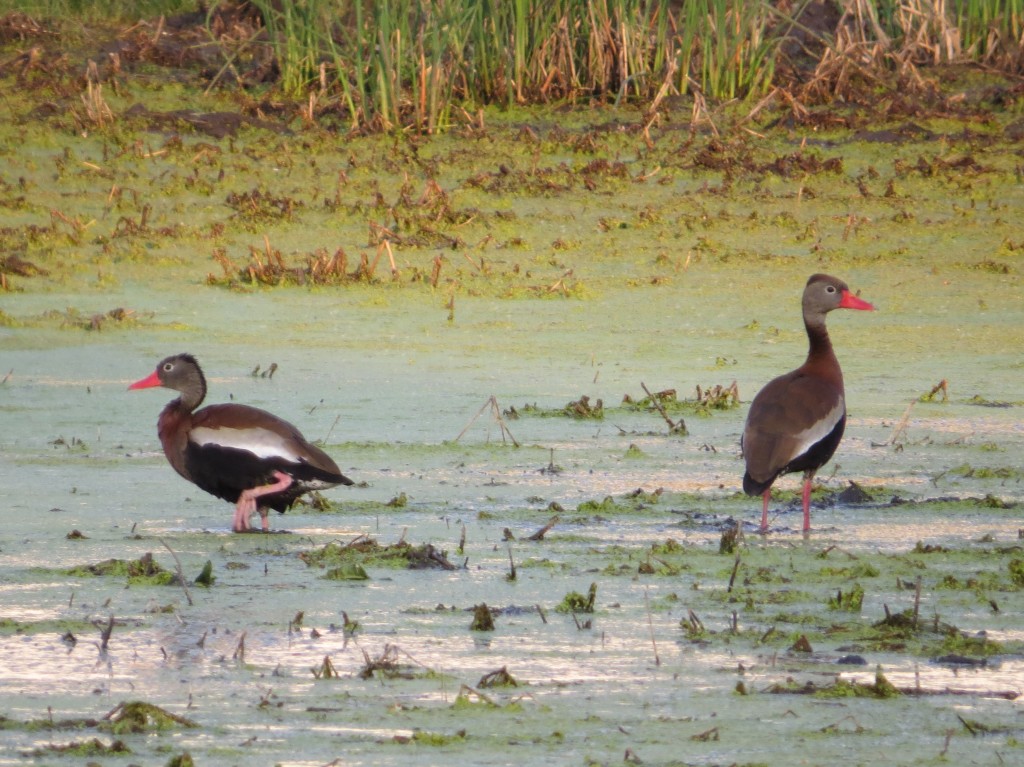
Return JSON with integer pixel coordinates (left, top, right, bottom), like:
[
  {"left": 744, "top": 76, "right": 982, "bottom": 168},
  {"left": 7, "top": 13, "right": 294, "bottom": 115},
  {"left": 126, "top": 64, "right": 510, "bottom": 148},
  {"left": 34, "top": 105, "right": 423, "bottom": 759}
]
[
  {"left": 825, "top": 285, "right": 836, "bottom": 293},
  {"left": 163, "top": 362, "right": 174, "bottom": 372}
]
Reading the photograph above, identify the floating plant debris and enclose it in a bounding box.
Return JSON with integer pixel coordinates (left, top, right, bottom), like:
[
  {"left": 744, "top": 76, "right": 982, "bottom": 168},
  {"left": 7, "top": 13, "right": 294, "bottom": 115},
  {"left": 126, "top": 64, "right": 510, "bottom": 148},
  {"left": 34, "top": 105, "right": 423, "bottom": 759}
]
[
  {"left": 299, "top": 536, "right": 457, "bottom": 571},
  {"left": 103, "top": 701, "right": 198, "bottom": 734},
  {"left": 63, "top": 553, "right": 176, "bottom": 586}
]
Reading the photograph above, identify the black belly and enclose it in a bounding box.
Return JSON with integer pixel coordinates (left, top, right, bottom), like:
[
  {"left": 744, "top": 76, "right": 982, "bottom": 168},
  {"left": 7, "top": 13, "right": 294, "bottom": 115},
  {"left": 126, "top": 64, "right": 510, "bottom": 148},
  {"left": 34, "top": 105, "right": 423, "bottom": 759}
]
[
  {"left": 743, "top": 414, "right": 846, "bottom": 496},
  {"left": 784, "top": 414, "right": 846, "bottom": 477},
  {"left": 185, "top": 443, "right": 307, "bottom": 513}
]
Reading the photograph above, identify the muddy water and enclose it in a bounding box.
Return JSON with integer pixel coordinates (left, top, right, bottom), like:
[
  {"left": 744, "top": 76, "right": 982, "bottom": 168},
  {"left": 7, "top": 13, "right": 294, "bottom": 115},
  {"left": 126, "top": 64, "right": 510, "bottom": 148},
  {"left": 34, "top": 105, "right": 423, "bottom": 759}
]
[{"left": 2, "top": 106, "right": 1024, "bottom": 765}]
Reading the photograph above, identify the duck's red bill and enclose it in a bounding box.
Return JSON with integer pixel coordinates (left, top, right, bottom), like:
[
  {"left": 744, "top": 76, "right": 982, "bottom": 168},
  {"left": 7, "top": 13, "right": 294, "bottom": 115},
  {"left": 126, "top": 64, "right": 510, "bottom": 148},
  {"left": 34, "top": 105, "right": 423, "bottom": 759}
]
[
  {"left": 839, "top": 290, "right": 874, "bottom": 311},
  {"left": 128, "top": 371, "right": 161, "bottom": 390}
]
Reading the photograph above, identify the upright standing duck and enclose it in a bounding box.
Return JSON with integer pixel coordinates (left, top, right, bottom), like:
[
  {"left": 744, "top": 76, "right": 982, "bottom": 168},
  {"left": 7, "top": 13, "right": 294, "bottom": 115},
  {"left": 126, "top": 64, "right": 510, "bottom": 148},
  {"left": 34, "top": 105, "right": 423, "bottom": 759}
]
[
  {"left": 130, "top": 353, "right": 353, "bottom": 532},
  {"left": 742, "top": 274, "right": 874, "bottom": 533}
]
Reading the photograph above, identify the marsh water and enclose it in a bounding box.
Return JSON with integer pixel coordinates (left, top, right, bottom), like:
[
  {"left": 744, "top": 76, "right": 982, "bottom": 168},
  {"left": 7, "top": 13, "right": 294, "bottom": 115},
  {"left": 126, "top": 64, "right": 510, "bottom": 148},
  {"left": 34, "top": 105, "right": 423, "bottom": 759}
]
[{"left": 2, "top": 79, "right": 1024, "bottom": 765}]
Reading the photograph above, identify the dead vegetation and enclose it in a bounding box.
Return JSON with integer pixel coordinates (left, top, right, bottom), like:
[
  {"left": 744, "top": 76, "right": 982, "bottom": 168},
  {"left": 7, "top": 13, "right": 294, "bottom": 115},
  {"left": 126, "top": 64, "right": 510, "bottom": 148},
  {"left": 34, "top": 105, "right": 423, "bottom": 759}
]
[{"left": 356, "top": 643, "right": 434, "bottom": 680}]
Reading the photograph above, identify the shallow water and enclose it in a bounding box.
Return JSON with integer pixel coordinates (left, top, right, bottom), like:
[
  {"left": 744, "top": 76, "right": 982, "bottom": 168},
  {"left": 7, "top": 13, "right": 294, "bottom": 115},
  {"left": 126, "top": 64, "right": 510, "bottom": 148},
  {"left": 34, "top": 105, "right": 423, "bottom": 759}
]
[{"left": 2, "top": 101, "right": 1024, "bottom": 764}]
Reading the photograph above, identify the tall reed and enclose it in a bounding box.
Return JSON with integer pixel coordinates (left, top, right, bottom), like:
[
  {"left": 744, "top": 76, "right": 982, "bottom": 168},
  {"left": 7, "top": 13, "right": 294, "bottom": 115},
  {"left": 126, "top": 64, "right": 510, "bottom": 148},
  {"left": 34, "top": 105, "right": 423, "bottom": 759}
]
[
  {"left": 834, "top": 0, "right": 1024, "bottom": 67},
  {"left": 677, "top": 0, "right": 780, "bottom": 101},
  {"left": 223, "top": 0, "right": 1024, "bottom": 133},
  {"left": 950, "top": 0, "right": 1024, "bottom": 65},
  {"left": 267, "top": 0, "right": 788, "bottom": 129}
]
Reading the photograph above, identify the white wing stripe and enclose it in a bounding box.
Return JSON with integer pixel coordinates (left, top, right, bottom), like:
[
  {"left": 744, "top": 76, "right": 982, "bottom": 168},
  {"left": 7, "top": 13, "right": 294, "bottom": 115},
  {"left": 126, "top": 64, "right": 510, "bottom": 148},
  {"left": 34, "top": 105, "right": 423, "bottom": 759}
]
[
  {"left": 788, "top": 400, "right": 844, "bottom": 459},
  {"left": 190, "top": 426, "right": 303, "bottom": 463}
]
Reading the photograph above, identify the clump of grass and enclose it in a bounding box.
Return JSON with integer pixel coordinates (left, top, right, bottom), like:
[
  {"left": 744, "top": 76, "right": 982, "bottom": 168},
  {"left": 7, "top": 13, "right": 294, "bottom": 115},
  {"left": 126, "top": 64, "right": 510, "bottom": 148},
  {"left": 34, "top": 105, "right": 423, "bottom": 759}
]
[
  {"left": 193, "top": 560, "right": 215, "bottom": 587},
  {"left": 312, "top": 655, "right": 339, "bottom": 679},
  {"left": 323, "top": 563, "right": 370, "bottom": 581},
  {"left": 828, "top": 583, "right": 865, "bottom": 612},
  {"left": 26, "top": 738, "right": 131, "bottom": 758},
  {"left": 470, "top": 603, "right": 495, "bottom": 631},
  {"left": 1008, "top": 558, "right": 1024, "bottom": 587},
  {"left": 813, "top": 667, "right": 901, "bottom": 699},
  {"left": 681, "top": 608, "right": 707, "bottom": 640},
  {"left": 407, "top": 729, "right": 468, "bottom": 746},
  {"left": 478, "top": 666, "right": 519, "bottom": 688},
  {"left": 64, "top": 553, "right": 176, "bottom": 586},
  {"left": 357, "top": 643, "right": 434, "bottom": 680},
  {"left": 693, "top": 381, "right": 740, "bottom": 411},
  {"left": 555, "top": 582, "right": 597, "bottom": 613},
  {"left": 719, "top": 523, "right": 740, "bottom": 554},
  {"left": 563, "top": 394, "right": 603, "bottom": 419},
  {"left": 299, "top": 536, "right": 457, "bottom": 571},
  {"left": 34, "top": 306, "right": 141, "bottom": 332},
  {"left": 621, "top": 382, "right": 739, "bottom": 416},
  {"left": 208, "top": 242, "right": 366, "bottom": 288},
  {"left": 102, "top": 701, "right": 198, "bottom": 734}
]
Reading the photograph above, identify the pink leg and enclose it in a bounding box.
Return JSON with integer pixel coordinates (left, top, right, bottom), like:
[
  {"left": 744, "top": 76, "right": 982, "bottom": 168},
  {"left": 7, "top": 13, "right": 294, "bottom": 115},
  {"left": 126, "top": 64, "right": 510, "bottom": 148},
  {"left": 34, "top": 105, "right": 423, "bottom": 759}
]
[
  {"left": 801, "top": 473, "right": 813, "bottom": 533},
  {"left": 760, "top": 489, "right": 770, "bottom": 533},
  {"left": 233, "top": 471, "right": 293, "bottom": 533},
  {"left": 232, "top": 493, "right": 256, "bottom": 532}
]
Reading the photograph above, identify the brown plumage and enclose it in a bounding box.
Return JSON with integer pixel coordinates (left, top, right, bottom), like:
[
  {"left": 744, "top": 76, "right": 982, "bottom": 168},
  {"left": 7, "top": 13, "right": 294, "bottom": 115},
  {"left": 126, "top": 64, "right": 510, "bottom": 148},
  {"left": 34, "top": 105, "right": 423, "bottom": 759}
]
[
  {"left": 130, "top": 353, "right": 353, "bottom": 532},
  {"left": 742, "top": 274, "right": 874, "bottom": 532}
]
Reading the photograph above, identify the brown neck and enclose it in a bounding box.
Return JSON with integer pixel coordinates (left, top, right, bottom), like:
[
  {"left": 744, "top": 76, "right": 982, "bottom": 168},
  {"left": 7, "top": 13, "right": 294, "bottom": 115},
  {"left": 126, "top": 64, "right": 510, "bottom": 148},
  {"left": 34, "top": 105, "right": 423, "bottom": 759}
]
[
  {"left": 156, "top": 400, "right": 193, "bottom": 479},
  {"left": 805, "top": 316, "right": 832, "bottom": 359},
  {"left": 804, "top": 314, "right": 844, "bottom": 390}
]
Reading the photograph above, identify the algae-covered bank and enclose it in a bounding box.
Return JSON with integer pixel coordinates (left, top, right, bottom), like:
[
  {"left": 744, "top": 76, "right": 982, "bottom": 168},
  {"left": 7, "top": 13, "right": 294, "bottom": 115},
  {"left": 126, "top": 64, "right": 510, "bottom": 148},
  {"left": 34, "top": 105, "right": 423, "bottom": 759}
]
[{"left": 2, "top": 6, "right": 1024, "bottom": 767}]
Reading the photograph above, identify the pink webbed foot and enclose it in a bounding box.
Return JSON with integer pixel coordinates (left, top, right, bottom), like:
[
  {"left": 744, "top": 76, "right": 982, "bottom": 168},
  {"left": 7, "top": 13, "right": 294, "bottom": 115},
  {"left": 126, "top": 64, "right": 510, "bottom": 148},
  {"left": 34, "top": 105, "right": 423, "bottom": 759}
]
[{"left": 232, "top": 495, "right": 257, "bottom": 532}]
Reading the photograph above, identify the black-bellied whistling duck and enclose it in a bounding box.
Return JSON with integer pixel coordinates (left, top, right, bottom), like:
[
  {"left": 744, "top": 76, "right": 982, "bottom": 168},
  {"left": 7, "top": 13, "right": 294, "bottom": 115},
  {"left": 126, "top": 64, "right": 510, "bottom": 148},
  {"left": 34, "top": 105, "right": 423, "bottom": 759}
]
[
  {"left": 742, "top": 274, "right": 874, "bottom": 533},
  {"left": 129, "top": 353, "right": 353, "bottom": 532}
]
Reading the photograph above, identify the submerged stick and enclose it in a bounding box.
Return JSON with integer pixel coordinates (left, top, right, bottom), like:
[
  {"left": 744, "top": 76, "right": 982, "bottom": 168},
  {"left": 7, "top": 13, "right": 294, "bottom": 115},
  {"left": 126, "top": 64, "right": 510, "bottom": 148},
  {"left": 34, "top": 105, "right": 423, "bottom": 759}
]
[
  {"left": 727, "top": 554, "right": 742, "bottom": 593},
  {"left": 640, "top": 381, "right": 685, "bottom": 435},
  {"left": 527, "top": 515, "right": 558, "bottom": 541},
  {"left": 456, "top": 397, "right": 487, "bottom": 440},
  {"left": 490, "top": 397, "right": 520, "bottom": 446},
  {"left": 99, "top": 613, "right": 114, "bottom": 652},
  {"left": 160, "top": 537, "right": 194, "bottom": 606},
  {"left": 957, "top": 715, "right": 977, "bottom": 736},
  {"left": 874, "top": 399, "right": 916, "bottom": 447},
  {"left": 644, "top": 587, "right": 660, "bottom": 666},
  {"left": 454, "top": 396, "right": 519, "bottom": 446},
  {"left": 921, "top": 379, "right": 948, "bottom": 402},
  {"left": 458, "top": 683, "right": 498, "bottom": 706},
  {"left": 381, "top": 239, "right": 399, "bottom": 279},
  {"left": 913, "top": 576, "right": 922, "bottom": 629},
  {"left": 321, "top": 414, "right": 341, "bottom": 446}
]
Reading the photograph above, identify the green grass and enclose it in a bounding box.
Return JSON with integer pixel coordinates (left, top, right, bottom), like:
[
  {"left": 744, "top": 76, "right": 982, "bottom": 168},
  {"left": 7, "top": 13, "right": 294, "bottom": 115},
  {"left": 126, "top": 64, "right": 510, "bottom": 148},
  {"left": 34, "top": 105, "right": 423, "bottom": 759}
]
[{"left": 4, "top": 1, "right": 1023, "bottom": 132}]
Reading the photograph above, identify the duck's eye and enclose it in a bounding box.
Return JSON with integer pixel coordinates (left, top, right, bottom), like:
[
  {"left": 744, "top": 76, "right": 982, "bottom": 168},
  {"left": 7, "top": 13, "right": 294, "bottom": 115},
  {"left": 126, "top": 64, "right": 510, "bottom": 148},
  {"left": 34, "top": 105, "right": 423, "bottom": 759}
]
[
  {"left": 162, "top": 362, "right": 174, "bottom": 372},
  {"left": 825, "top": 285, "right": 836, "bottom": 294}
]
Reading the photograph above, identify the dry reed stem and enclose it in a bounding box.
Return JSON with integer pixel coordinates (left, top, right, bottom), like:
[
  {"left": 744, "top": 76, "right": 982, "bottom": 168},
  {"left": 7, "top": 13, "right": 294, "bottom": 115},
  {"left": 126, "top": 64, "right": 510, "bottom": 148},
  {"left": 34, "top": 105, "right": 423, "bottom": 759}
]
[
  {"left": 453, "top": 396, "right": 519, "bottom": 446},
  {"left": 160, "top": 538, "right": 194, "bottom": 607}
]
